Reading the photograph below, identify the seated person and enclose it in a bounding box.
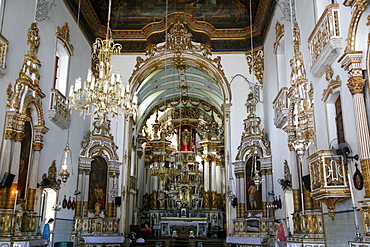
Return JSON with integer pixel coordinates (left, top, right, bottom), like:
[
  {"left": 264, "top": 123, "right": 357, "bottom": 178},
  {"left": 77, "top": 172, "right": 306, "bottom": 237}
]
[
  {"left": 140, "top": 218, "right": 149, "bottom": 230},
  {"left": 139, "top": 218, "right": 150, "bottom": 238}
]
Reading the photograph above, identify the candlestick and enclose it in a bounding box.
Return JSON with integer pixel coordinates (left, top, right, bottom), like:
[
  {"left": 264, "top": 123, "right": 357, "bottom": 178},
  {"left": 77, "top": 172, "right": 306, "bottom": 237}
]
[{"left": 11, "top": 190, "right": 18, "bottom": 234}]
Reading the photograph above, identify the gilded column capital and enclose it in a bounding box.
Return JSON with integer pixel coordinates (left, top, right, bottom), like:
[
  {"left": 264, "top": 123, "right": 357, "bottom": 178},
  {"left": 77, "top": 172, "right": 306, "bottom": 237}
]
[
  {"left": 202, "top": 154, "right": 212, "bottom": 162},
  {"left": 78, "top": 168, "right": 85, "bottom": 174},
  {"left": 32, "top": 142, "right": 43, "bottom": 151},
  {"left": 5, "top": 130, "right": 14, "bottom": 140},
  {"left": 347, "top": 76, "right": 366, "bottom": 95},
  {"left": 85, "top": 169, "right": 91, "bottom": 176},
  {"left": 235, "top": 172, "right": 244, "bottom": 179},
  {"left": 14, "top": 132, "right": 25, "bottom": 142}
]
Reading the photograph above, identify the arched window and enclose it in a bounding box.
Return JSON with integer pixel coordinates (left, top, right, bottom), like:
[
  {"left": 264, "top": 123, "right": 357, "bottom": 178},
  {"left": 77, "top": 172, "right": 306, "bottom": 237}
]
[{"left": 53, "top": 40, "right": 70, "bottom": 95}]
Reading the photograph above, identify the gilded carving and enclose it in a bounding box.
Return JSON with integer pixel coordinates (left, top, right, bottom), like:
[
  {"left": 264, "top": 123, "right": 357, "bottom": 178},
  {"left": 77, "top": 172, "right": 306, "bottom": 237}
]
[
  {"left": 246, "top": 47, "right": 264, "bottom": 85},
  {"left": 32, "top": 142, "right": 43, "bottom": 151},
  {"left": 322, "top": 65, "right": 342, "bottom": 102},
  {"left": 56, "top": 22, "right": 74, "bottom": 55},
  {"left": 345, "top": 0, "right": 368, "bottom": 52},
  {"left": 274, "top": 21, "right": 284, "bottom": 53},
  {"left": 361, "top": 158, "right": 370, "bottom": 198},
  {"left": 347, "top": 76, "right": 366, "bottom": 95},
  {"left": 27, "top": 23, "right": 40, "bottom": 56}
]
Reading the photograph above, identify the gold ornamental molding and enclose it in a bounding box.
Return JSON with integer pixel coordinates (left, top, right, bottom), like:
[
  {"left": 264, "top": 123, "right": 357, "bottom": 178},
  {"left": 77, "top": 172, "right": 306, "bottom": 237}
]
[
  {"left": 347, "top": 76, "right": 366, "bottom": 95},
  {"left": 322, "top": 65, "right": 342, "bottom": 102},
  {"left": 344, "top": 0, "right": 369, "bottom": 52},
  {"left": 246, "top": 46, "right": 264, "bottom": 85},
  {"left": 129, "top": 20, "right": 231, "bottom": 104},
  {"left": 273, "top": 21, "right": 284, "bottom": 54},
  {"left": 56, "top": 22, "right": 74, "bottom": 56},
  {"left": 308, "top": 4, "right": 342, "bottom": 77}
]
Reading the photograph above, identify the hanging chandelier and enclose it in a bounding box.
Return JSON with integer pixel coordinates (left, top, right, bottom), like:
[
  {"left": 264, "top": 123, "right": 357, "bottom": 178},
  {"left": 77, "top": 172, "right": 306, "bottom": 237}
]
[
  {"left": 68, "top": 0, "right": 136, "bottom": 119},
  {"left": 60, "top": 142, "right": 72, "bottom": 183}
]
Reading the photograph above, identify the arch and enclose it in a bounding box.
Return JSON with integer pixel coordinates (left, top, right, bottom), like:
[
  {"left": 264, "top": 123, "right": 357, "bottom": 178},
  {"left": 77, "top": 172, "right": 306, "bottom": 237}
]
[{"left": 345, "top": 0, "right": 369, "bottom": 52}]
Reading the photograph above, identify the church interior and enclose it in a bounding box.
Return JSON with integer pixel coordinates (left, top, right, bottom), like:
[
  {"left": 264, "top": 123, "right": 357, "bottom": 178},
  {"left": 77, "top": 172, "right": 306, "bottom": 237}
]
[{"left": 0, "top": 0, "right": 370, "bottom": 247}]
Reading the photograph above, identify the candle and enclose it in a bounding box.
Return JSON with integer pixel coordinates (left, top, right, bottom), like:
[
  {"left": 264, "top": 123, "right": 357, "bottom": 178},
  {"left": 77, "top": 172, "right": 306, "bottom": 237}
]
[
  {"left": 13, "top": 190, "right": 18, "bottom": 213},
  {"left": 12, "top": 190, "right": 18, "bottom": 232}
]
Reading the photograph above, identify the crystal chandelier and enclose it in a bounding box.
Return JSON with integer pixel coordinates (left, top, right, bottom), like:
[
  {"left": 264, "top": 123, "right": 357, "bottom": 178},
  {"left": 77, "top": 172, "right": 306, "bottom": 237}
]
[{"left": 68, "top": 0, "right": 136, "bottom": 119}]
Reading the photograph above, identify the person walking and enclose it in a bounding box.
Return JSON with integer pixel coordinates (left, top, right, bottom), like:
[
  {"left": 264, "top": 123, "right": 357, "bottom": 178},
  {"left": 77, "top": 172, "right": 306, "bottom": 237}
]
[{"left": 43, "top": 218, "right": 54, "bottom": 243}]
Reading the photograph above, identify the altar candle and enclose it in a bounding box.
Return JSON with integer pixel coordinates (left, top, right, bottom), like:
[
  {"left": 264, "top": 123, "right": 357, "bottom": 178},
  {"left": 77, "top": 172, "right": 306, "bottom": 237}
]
[{"left": 13, "top": 190, "right": 18, "bottom": 214}]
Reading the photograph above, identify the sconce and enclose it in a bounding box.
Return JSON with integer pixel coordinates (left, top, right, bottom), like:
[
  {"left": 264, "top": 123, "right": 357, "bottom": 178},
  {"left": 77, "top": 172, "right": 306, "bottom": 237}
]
[{"left": 52, "top": 204, "right": 61, "bottom": 211}]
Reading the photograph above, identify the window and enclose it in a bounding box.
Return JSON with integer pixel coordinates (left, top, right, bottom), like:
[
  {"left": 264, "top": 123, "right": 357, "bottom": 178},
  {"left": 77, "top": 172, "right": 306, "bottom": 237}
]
[
  {"left": 335, "top": 96, "right": 345, "bottom": 143},
  {"left": 53, "top": 41, "right": 70, "bottom": 95}
]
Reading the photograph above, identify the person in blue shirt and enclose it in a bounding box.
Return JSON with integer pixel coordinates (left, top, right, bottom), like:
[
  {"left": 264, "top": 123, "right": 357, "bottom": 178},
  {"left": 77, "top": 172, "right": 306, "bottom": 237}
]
[{"left": 43, "top": 218, "right": 54, "bottom": 240}]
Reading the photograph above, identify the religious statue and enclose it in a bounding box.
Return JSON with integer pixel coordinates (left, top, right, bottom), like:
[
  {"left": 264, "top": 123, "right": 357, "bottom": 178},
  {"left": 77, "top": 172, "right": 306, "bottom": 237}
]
[{"left": 94, "top": 202, "right": 101, "bottom": 217}]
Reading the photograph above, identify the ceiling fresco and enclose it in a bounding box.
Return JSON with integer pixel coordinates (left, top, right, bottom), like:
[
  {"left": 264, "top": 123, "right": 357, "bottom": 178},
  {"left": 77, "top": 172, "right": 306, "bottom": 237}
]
[{"left": 63, "top": 0, "right": 276, "bottom": 52}]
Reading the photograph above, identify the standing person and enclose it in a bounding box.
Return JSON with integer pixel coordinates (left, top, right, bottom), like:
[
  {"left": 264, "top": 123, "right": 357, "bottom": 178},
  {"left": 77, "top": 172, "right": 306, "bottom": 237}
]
[
  {"left": 274, "top": 220, "right": 286, "bottom": 242},
  {"left": 43, "top": 218, "right": 54, "bottom": 242}
]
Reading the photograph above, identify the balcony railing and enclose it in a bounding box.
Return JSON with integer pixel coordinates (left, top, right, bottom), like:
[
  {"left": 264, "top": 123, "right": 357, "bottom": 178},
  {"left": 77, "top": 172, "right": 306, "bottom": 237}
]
[
  {"left": 307, "top": 150, "right": 351, "bottom": 219},
  {"left": 0, "top": 33, "right": 9, "bottom": 75},
  {"left": 272, "top": 87, "right": 289, "bottom": 129},
  {"left": 308, "top": 4, "right": 342, "bottom": 77},
  {"left": 48, "top": 89, "right": 71, "bottom": 129}
]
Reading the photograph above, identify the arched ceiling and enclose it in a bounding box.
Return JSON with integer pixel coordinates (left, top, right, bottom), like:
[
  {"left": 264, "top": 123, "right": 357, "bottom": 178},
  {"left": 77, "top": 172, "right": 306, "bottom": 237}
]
[
  {"left": 64, "top": 0, "right": 276, "bottom": 52},
  {"left": 137, "top": 65, "right": 222, "bottom": 115}
]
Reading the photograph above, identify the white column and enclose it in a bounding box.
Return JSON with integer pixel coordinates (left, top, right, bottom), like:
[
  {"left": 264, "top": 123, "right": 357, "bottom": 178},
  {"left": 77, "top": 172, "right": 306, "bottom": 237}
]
[
  {"left": 211, "top": 160, "right": 217, "bottom": 192},
  {"left": 216, "top": 163, "right": 221, "bottom": 193},
  {"left": 83, "top": 171, "right": 90, "bottom": 217},
  {"left": 10, "top": 141, "right": 22, "bottom": 184},
  {"left": 239, "top": 176, "right": 245, "bottom": 204},
  {"left": 203, "top": 159, "right": 210, "bottom": 191},
  {"left": 28, "top": 150, "right": 40, "bottom": 189},
  {"left": 0, "top": 139, "right": 12, "bottom": 175}
]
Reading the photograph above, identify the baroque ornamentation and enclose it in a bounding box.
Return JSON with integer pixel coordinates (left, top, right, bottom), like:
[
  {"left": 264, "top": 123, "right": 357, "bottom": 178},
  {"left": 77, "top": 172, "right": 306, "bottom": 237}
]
[
  {"left": 273, "top": 21, "right": 284, "bottom": 53},
  {"left": 307, "top": 151, "right": 351, "bottom": 219},
  {"left": 345, "top": 0, "right": 369, "bottom": 52},
  {"left": 56, "top": 22, "right": 74, "bottom": 56},
  {"left": 246, "top": 47, "right": 264, "bottom": 85},
  {"left": 80, "top": 118, "right": 119, "bottom": 162},
  {"left": 322, "top": 65, "right": 342, "bottom": 102},
  {"left": 308, "top": 4, "right": 342, "bottom": 77}
]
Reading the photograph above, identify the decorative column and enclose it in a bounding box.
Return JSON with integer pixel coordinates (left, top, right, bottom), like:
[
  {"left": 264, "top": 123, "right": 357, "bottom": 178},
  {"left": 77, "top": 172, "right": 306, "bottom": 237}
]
[
  {"left": 290, "top": 148, "right": 302, "bottom": 213},
  {"left": 26, "top": 141, "right": 42, "bottom": 211},
  {"left": 235, "top": 172, "right": 245, "bottom": 218},
  {"left": 261, "top": 170, "right": 268, "bottom": 218},
  {"left": 202, "top": 154, "right": 210, "bottom": 191},
  {"left": 75, "top": 169, "right": 84, "bottom": 217},
  {"left": 108, "top": 173, "right": 115, "bottom": 218},
  {"left": 0, "top": 118, "right": 14, "bottom": 208},
  {"left": 6, "top": 130, "right": 24, "bottom": 209},
  {"left": 340, "top": 51, "right": 370, "bottom": 197},
  {"left": 211, "top": 157, "right": 217, "bottom": 193},
  {"left": 216, "top": 159, "right": 222, "bottom": 194},
  {"left": 83, "top": 169, "right": 90, "bottom": 217}
]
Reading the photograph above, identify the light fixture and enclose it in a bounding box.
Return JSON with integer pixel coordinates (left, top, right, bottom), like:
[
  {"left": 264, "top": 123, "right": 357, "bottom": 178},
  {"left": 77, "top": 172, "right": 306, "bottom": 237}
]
[
  {"left": 68, "top": 0, "right": 136, "bottom": 119},
  {"left": 60, "top": 138, "right": 72, "bottom": 183},
  {"left": 251, "top": 149, "right": 262, "bottom": 188}
]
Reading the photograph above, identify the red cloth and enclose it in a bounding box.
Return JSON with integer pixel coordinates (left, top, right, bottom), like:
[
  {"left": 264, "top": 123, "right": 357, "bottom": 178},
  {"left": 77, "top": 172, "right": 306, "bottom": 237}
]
[{"left": 277, "top": 224, "right": 286, "bottom": 241}]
